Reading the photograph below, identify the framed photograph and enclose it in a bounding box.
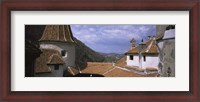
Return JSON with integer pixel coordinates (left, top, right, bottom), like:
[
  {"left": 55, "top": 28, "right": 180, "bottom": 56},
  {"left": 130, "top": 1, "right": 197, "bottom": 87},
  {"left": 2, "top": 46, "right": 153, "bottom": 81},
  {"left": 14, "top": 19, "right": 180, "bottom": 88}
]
[{"left": 0, "top": 0, "right": 199, "bottom": 102}]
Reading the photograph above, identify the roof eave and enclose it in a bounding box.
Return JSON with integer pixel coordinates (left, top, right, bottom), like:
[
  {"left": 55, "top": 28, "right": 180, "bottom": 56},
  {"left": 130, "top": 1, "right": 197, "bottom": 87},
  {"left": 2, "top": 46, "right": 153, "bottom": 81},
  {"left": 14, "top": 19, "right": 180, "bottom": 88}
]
[
  {"left": 39, "top": 40, "right": 76, "bottom": 44},
  {"left": 125, "top": 53, "right": 139, "bottom": 55},
  {"left": 141, "top": 53, "right": 159, "bottom": 55}
]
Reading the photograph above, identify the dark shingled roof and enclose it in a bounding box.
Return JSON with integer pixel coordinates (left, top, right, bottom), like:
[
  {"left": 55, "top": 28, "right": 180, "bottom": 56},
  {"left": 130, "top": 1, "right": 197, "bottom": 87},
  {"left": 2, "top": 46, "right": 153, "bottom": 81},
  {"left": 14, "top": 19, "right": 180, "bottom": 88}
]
[
  {"left": 35, "top": 49, "right": 63, "bottom": 73},
  {"left": 39, "top": 25, "right": 75, "bottom": 43},
  {"left": 63, "top": 66, "right": 80, "bottom": 77},
  {"left": 47, "top": 54, "right": 65, "bottom": 65}
]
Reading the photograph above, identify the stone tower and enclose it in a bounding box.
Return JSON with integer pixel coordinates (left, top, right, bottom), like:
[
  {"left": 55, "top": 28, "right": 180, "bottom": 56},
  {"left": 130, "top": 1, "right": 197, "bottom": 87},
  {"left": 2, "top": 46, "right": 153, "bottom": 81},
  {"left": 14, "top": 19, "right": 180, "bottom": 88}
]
[{"left": 35, "top": 25, "right": 76, "bottom": 77}]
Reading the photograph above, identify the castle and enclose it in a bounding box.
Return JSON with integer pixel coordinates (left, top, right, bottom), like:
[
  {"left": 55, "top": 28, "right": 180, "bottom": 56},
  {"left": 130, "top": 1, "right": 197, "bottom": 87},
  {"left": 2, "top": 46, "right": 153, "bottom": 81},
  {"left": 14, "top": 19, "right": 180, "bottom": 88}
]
[
  {"left": 34, "top": 25, "right": 76, "bottom": 77},
  {"left": 124, "top": 25, "right": 175, "bottom": 77}
]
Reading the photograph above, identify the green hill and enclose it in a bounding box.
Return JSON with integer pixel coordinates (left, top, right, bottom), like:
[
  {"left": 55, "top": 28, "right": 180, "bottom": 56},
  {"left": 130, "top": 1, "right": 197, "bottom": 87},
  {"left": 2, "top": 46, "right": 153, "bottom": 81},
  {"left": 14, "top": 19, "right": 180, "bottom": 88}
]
[{"left": 25, "top": 25, "right": 123, "bottom": 69}]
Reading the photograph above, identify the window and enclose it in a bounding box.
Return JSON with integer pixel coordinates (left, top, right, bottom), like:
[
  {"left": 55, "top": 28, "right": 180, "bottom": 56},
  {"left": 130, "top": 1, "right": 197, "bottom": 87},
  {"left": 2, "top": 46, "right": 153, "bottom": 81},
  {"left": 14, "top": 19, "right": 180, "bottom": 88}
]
[
  {"left": 61, "top": 50, "right": 66, "bottom": 56},
  {"left": 54, "top": 65, "right": 59, "bottom": 70},
  {"left": 143, "top": 56, "right": 146, "bottom": 61},
  {"left": 130, "top": 55, "right": 133, "bottom": 60}
]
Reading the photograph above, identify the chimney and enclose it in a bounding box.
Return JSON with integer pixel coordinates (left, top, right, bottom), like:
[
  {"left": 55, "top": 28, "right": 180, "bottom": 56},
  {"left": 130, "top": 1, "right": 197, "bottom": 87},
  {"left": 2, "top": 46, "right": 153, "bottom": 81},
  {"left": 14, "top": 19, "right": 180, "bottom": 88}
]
[
  {"left": 130, "top": 38, "right": 136, "bottom": 49},
  {"left": 148, "top": 36, "right": 152, "bottom": 40},
  {"left": 139, "top": 39, "right": 146, "bottom": 52}
]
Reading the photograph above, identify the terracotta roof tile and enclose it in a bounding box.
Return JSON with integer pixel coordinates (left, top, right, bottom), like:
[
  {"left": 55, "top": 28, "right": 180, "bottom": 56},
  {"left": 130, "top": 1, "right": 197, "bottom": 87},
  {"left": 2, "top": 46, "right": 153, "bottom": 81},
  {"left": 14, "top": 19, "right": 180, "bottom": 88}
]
[
  {"left": 125, "top": 37, "right": 159, "bottom": 55},
  {"left": 141, "top": 39, "right": 159, "bottom": 54},
  {"left": 125, "top": 46, "right": 139, "bottom": 54},
  {"left": 81, "top": 62, "right": 159, "bottom": 77},
  {"left": 146, "top": 67, "right": 158, "bottom": 71},
  {"left": 81, "top": 62, "right": 114, "bottom": 75},
  {"left": 104, "top": 68, "right": 144, "bottom": 77},
  {"left": 115, "top": 56, "right": 126, "bottom": 66}
]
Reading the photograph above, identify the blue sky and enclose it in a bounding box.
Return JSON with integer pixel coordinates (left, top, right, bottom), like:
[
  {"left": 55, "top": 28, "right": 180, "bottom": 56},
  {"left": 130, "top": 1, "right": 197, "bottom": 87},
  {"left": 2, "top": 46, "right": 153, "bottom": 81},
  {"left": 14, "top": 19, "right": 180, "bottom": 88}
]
[{"left": 71, "top": 25, "right": 156, "bottom": 54}]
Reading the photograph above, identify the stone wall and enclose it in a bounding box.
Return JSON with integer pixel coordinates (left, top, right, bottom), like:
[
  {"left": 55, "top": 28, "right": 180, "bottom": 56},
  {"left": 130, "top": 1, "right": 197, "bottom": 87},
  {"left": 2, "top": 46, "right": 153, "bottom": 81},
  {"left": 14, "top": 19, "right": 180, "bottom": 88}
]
[
  {"left": 40, "top": 42, "right": 76, "bottom": 69},
  {"left": 126, "top": 54, "right": 140, "bottom": 67},
  {"left": 156, "top": 25, "right": 169, "bottom": 36},
  {"left": 160, "top": 39, "right": 175, "bottom": 77},
  {"left": 156, "top": 25, "right": 175, "bottom": 77}
]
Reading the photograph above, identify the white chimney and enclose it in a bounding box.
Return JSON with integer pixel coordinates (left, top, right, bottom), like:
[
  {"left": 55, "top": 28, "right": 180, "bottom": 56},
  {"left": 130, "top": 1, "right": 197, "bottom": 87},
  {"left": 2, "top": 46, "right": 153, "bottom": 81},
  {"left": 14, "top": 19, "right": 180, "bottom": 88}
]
[{"left": 130, "top": 38, "right": 136, "bottom": 49}]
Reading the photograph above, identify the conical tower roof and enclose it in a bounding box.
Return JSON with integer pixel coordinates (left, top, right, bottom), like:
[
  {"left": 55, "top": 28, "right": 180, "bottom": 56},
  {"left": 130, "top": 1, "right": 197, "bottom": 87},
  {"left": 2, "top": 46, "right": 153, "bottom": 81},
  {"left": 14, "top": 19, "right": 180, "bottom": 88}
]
[{"left": 39, "top": 25, "right": 75, "bottom": 43}]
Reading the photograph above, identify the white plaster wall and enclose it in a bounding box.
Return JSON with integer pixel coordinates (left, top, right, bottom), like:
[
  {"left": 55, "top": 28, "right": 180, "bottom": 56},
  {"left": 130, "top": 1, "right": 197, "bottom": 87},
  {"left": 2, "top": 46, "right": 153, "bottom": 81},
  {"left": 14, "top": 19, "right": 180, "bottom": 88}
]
[
  {"left": 49, "top": 65, "right": 64, "bottom": 77},
  {"left": 141, "top": 55, "right": 159, "bottom": 69},
  {"left": 157, "top": 41, "right": 164, "bottom": 62},
  {"left": 157, "top": 42, "right": 164, "bottom": 50},
  {"left": 126, "top": 55, "right": 140, "bottom": 67},
  {"left": 40, "top": 42, "right": 75, "bottom": 71},
  {"left": 163, "top": 29, "right": 175, "bottom": 39}
]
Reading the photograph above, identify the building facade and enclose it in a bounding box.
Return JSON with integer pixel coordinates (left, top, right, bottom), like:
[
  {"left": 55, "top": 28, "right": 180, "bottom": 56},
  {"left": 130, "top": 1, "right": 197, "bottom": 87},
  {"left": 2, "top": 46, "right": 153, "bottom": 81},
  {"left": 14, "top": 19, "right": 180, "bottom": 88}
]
[
  {"left": 34, "top": 25, "right": 76, "bottom": 77},
  {"left": 125, "top": 37, "right": 159, "bottom": 70}
]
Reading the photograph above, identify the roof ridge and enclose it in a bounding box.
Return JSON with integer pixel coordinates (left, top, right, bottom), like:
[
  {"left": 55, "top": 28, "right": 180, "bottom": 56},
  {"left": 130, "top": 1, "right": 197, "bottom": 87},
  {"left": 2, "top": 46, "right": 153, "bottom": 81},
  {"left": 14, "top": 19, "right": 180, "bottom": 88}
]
[
  {"left": 68, "top": 67, "right": 75, "bottom": 75},
  {"left": 47, "top": 53, "right": 65, "bottom": 65},
  {"left": 63, "top": 25, "right": 67, "bottom": 42},
  {"left": 145, "top": 39, "right": 154, "bottom": 53}
]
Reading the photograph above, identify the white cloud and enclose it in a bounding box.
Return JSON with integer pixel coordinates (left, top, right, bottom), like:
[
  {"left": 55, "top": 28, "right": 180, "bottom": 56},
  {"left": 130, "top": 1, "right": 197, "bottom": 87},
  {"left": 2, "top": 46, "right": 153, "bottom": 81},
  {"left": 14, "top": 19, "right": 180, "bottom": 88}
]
[
  {"left": 71, "top": 25, "right": 156, "bottom": 53},
  {"left": 89, "top": 28, "right": 96, "bottom": 32}
]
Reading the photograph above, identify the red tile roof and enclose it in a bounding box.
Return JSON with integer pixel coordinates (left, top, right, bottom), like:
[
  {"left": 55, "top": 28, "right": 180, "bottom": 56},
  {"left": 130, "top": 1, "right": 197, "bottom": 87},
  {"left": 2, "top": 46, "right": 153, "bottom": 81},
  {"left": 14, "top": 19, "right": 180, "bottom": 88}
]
[
  {"left": 104, "top": 68, "right": 145, "bottom": 77},
  {"left": 146, "top": 67, "right": 158, "bottom": 71},
  {"left": 81, "top": 62, "right": 159, "bottom": 77},
  {"left": 115, "top": 56, "right": 126, "bottom": 66},
  {"left": 126, "top": 37, "right": 159, "bottom": 54},
  {"left": 125, "top": 46, "right": 139, "bottom": 54},
  {"left": 141, "top": 40, "right": 159, "bottom": 54},
  {"left": 81, "top": 62, "right": 114, "bottom": 75}
]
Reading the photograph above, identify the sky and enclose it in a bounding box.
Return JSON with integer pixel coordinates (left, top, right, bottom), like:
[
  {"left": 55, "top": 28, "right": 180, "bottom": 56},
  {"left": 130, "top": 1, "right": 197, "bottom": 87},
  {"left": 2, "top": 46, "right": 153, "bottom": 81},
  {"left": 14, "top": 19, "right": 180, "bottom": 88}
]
[{"left": 71, "top": 25, "right": 156, "bottom": 54}]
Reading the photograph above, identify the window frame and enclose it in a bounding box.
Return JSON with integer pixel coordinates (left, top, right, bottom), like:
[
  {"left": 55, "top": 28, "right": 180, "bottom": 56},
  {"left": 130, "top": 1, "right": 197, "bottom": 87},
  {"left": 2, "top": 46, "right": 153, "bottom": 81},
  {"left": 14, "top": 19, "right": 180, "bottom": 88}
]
[
  {"left": 143, "top": 56, "right": 146, "bottom": 62},
  {"left": 61, "top": 50, "right": 66, "bottom": 56},
  {"left": 54, "top": 65, "right": 59, "bottom": 70},
  {"left": 130, "top": 55, "right": 134, "bottom": 60}
]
